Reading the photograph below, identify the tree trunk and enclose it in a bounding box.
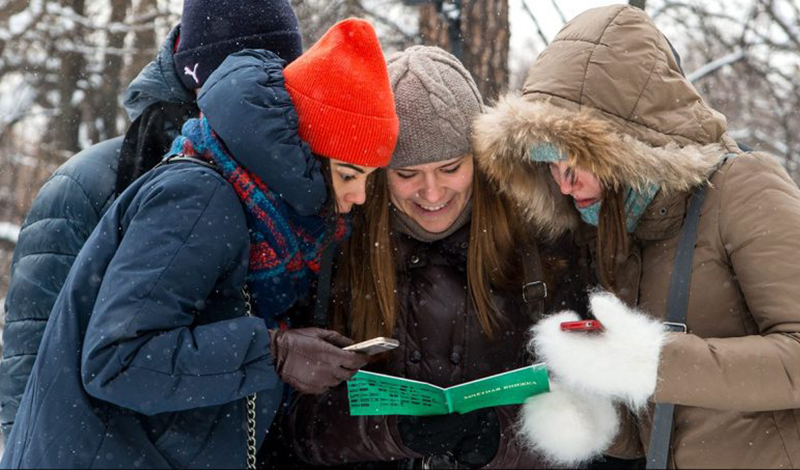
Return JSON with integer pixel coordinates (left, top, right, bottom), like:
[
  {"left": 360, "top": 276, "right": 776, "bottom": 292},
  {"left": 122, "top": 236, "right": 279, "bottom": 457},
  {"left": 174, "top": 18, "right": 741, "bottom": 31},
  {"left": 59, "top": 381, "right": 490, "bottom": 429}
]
[
  {"left": 418, "top": 0, "right": 509, "bottom": 101},
  {"left": 122, "top": 0, "right": 159, "bottom": 104},
  {"left": 343, "top": 0, "right": 361, "bottom": 17},
  {"left": 629, "top": 0, "right": 646, "bottom": 10},
  {"left": 419, "top": 3, "right": 450, "bottom": 49},
  {"left": 94, "top": 0, "right": 130, "bottom": 141},
  {"left": 54, "top": 0, "right": 87, "bottom": 154},
  {"left": 0, "top": 0, "right": 30, "bottom": 59}
]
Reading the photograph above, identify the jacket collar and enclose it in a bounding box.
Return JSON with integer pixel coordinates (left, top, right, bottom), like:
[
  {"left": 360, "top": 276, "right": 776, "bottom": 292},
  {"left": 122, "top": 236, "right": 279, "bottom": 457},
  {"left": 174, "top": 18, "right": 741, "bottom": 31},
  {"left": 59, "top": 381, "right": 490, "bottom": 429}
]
[
  {"left": 633, "top": 190, "right": 687, "bottom": 241},
  {"left": 123, "top": 25, "right": 195, "bottom": 122}
]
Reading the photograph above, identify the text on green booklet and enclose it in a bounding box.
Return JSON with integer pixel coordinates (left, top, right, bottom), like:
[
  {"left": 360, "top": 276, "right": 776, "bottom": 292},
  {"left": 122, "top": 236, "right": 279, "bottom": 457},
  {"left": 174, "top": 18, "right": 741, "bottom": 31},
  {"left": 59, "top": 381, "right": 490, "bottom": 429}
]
[{"left": 347, "top": 364, "right": 549, "bottom": 416}]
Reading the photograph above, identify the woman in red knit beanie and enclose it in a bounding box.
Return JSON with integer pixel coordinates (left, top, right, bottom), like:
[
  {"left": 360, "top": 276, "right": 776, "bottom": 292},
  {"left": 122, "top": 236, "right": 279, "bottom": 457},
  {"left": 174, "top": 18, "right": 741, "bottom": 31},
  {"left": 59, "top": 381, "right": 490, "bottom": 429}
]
[
  {"left": 283, "top": 18, "right": 399, "bottom": 212},
  {"left": 1, "top": 18, "right": 399, "bottom": 470}
]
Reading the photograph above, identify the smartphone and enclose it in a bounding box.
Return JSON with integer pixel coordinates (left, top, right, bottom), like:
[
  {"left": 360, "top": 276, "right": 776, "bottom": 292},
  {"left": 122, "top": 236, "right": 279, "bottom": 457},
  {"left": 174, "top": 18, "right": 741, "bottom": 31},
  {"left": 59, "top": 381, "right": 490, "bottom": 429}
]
[
  {"left": 560, "top": 319, "right": 604, "bottom": 333},
  {"left": 343, "top": 337, "right": 400, "bottom": 355}
]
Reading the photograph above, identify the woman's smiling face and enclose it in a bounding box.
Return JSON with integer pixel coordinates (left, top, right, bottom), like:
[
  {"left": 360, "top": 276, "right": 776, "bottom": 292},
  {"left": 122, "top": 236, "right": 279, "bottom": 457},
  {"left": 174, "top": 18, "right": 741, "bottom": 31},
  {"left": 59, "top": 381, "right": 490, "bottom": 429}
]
[{"left": 386, "top": 155, "right": 474, "bottom": 233}]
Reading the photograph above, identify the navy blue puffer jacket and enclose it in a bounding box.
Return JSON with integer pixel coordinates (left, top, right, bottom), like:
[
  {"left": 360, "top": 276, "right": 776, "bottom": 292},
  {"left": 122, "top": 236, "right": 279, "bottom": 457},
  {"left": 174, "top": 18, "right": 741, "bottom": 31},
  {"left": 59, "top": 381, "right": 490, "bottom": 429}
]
[
  {"left": 0, "top": 25, "right": 194, "bottom": 439},
  {"left": 0, "top": 36, "right": 323, "bottom": 441},
  {"left": 0, "top": 50, "right": 326, "bottom": 468}
]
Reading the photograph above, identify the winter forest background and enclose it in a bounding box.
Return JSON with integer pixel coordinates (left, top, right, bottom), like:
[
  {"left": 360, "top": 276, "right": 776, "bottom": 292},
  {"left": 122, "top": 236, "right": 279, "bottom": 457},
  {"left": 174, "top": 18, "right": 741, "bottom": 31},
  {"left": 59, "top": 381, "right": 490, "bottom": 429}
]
[{"left": 0, "top": 0, "right": 799, "bottom": 407}]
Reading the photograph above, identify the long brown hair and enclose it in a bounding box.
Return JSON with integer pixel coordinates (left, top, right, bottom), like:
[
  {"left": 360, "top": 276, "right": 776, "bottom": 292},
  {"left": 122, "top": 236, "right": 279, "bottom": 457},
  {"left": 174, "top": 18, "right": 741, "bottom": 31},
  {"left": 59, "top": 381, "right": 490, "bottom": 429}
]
[
  {"left": 332, "top": 167, "right": 522, "bottom": 342},
  {"left": 595, "top": 188, "right": 629, "bottom": 292}
]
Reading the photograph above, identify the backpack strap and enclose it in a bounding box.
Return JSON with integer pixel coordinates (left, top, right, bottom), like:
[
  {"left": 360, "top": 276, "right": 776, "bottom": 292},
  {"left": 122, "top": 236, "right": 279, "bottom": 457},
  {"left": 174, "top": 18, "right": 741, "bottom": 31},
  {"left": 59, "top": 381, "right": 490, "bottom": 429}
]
[
  {"left": 645, "top": 181, "right": 707, "bottom": 469},
  {"left": 312, "top": 243, "right": 336, "bottom": 328},
  {"left": 158, "top": 153, "right": 218, "bottom": 171},
  {"left": 520, "top": 243, "right": 547, "bottom": 322},
  {"left": 646, "top": 153, "right": 737, "bottom": 469}
]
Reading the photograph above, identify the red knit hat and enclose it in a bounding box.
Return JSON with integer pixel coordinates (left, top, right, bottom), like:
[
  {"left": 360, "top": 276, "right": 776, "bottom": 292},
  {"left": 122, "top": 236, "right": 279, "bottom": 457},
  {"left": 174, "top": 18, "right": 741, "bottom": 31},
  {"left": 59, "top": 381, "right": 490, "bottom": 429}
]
[{"left": 283, "top": 19, "right": 399, "bottom": 167}]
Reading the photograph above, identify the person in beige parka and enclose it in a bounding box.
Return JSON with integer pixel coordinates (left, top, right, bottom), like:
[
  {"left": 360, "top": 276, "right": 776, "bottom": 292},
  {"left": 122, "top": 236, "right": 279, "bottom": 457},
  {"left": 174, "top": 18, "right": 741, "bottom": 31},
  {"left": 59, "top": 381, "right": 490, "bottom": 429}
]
[{"left": 472, "top": 4, "right": 800, "bottom": 469}]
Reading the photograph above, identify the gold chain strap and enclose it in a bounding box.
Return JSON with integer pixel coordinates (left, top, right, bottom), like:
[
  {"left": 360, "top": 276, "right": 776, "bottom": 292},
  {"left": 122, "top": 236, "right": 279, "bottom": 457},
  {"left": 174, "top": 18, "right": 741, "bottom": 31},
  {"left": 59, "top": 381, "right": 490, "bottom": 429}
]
[{"left": 242, "top": 285, "right": 257, "bottom": 470}]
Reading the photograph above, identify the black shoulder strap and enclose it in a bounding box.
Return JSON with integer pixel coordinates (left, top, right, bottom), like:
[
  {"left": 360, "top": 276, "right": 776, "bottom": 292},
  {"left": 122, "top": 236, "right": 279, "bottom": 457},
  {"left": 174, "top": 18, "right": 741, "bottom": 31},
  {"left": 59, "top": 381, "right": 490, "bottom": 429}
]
[
  {"left": 520, "top": 243, "right": 547, "bottom": 322},
  {"left": 645, "top": 181, "right": 707, "bottom": 469},
  {"left": 646, "top": 153, "right": 735, "bottom": 469},
  {"left": 312, "top": 242, "right": 336, "bottom": 328},
  {"left": 158, "top": 153, "right": 218, "bottom": 171}
]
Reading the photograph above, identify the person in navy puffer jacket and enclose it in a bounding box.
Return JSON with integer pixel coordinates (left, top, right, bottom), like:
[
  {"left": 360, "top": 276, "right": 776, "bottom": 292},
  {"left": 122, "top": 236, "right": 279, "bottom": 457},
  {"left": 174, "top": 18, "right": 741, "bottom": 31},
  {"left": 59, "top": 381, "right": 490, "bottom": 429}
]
[
  {"left": 0, "top": 19, "right": 398, "bottom": 470},
  {"left": 0, "top": 0, "right": 325, "bottom": 442}
]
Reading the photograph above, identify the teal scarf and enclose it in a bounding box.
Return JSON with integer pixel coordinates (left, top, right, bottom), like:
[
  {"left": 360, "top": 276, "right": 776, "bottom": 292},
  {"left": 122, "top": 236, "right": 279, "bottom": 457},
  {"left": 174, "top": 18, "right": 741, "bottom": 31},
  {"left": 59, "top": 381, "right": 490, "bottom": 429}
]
[
  {"left": 576, "top": 185, "right": 659, "bottom": 232},
  {"left": 529, "top": 142, "right": 660, "bottom": 232}
]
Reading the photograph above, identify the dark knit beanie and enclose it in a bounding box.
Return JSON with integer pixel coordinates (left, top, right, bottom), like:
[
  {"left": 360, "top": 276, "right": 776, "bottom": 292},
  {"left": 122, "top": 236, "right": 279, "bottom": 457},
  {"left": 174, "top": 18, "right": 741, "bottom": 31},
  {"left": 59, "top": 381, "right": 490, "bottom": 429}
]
[{"left": 174, "top": 0, "right": 303, "bottom": 90}]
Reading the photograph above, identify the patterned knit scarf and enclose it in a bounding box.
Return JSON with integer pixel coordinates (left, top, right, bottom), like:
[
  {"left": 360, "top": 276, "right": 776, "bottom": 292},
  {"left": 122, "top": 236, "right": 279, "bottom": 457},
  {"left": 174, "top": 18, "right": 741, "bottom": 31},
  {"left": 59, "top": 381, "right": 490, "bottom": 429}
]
[{"left": 169, "top": 118, "right": 347, "bottom": 326}]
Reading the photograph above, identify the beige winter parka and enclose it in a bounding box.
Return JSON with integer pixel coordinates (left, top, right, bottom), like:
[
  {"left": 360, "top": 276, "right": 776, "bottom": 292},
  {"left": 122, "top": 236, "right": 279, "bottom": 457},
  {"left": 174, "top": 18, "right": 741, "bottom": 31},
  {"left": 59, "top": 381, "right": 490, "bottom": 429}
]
[{"left": 473, "top": 5, "right": 800, "bottom": 469}]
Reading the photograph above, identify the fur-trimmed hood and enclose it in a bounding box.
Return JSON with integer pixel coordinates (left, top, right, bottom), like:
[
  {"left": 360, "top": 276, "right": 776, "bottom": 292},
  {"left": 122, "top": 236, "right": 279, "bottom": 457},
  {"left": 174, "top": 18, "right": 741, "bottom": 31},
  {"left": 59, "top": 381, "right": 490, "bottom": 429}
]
[{"left": 473, "top": 5, "right": 740, "bottom": 239}]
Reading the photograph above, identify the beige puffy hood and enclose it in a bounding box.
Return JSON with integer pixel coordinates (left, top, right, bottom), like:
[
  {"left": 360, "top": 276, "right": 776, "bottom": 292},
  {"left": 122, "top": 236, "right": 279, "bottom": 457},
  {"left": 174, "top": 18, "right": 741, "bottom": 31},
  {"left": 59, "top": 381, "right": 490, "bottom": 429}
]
[{"left": 473, "top": 4, "right": 739, "bottom": 239}]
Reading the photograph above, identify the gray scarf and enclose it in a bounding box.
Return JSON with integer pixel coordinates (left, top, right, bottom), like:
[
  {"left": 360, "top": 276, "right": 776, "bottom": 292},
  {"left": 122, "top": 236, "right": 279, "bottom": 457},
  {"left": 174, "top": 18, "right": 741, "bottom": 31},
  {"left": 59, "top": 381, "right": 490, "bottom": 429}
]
[{"left": 390, "top": 200, "right": 472, "bottom": 243}]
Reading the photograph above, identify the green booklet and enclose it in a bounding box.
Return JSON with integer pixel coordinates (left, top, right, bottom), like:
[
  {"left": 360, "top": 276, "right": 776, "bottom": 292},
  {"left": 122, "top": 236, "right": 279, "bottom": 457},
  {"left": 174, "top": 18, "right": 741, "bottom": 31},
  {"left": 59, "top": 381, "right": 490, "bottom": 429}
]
[{"left": 347, "top": 364, "right": 549, "bottom": 416}]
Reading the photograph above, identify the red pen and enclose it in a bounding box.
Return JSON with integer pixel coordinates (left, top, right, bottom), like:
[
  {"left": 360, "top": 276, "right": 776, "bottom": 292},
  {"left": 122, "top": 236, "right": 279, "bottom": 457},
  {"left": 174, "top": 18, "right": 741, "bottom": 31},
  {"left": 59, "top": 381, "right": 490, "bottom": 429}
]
[{"left": 560, "top": 319, "right": 604, "bottom": 333}]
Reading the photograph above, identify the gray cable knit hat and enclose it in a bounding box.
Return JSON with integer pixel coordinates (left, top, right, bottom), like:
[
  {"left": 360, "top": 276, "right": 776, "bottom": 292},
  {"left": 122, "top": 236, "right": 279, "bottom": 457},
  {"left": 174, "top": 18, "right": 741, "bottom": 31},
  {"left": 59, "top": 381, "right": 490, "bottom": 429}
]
[{"left": 387, "top": 46, "right": 484, "bottom": 168}]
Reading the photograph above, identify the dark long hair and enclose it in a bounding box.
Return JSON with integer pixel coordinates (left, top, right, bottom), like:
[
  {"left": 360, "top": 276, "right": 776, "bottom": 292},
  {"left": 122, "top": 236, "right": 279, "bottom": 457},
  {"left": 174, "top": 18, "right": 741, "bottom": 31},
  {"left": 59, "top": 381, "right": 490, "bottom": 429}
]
[{"left": 115, "top": 102, "right": 198, "bottom": 196}]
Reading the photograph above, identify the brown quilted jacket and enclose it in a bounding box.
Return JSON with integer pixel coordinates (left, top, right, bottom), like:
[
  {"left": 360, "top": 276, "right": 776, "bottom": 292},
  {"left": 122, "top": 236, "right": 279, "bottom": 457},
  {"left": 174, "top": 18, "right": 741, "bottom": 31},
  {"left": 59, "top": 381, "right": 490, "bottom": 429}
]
[
  {"left": 285, "top": 223, "right": 581, "bottom": 468},
  {"left": 473, "top": 4, "right": 800, "bottom": 468}
]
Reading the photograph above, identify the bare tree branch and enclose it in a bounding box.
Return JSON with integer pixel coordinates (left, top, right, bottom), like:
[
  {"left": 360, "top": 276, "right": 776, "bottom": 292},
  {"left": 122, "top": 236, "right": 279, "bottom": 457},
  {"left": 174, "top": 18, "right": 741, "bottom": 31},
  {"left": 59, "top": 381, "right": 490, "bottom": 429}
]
[
  {"left": 656, "top": 0, "right": 800, "bottom": 174},
  {"left": 759, "top": 0, "right": 800, "bottom": 50},
  {"left": 549, "top": 0, "right": 567, "bottom": 24},
  {"left": 45, "top": 2, "right": 167, "bottom": 33},
  {"left": 521, "top": 0, "right": 549, "bottom": 46},
  {"left": 55, "top": 43, "right": 157, "bottom": 56},
  {"left": 687, "top": 50, "right": 746, "bottom": 82},
  {"left": 0, "top": 0, "right": 32, "bottom": 23},
  {"left": 358, "top": 2, "right": 417, "bottom": 44},
  {"left": 652, "top": 1, "right": 743, "bottom": 23}
]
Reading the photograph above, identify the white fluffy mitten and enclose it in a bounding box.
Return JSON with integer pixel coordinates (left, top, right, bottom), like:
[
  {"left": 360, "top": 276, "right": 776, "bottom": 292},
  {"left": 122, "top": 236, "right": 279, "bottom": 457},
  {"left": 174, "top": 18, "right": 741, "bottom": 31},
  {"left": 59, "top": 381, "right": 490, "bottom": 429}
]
[
  {"left": 518, "top": 381, "right": 619, "bottom": 467},
  {"left": 531, "top": 291, "right": 669, "bottom": 409}
]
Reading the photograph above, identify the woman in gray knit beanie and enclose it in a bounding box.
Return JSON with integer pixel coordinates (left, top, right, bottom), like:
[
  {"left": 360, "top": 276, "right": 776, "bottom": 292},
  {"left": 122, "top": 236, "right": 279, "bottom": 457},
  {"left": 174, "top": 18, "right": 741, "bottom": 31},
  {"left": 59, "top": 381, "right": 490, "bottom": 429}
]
[
  {"left": 286, "top": 46, "right": 584, "bottom": 468},
  {"left": 385, "top": 46, "right": 482, "bottom": 237}
]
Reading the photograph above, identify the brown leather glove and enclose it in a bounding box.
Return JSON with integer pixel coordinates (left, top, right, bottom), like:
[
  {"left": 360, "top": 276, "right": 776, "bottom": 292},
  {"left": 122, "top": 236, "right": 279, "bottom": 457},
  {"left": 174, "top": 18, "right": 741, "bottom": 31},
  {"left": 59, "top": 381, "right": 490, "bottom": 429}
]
[{"left": 269, "top": 327, "right": 369, "bottom": 395}]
